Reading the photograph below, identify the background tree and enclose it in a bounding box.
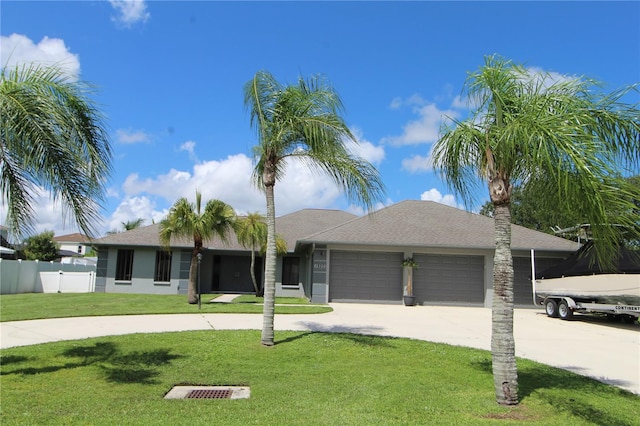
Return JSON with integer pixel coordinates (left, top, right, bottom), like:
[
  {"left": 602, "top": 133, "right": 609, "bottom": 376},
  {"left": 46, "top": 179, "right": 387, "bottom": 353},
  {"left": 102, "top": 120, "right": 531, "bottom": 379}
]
[
  {"left": 236, "top": 212, "right": 268, "bottom": 294},
  {"left": 23, "top": 230, "right": 58, "bottom": 261},
  {"left": 1, "top": 64, "right": 112, "bottom": 239},
  {"left": 478, "top": 184, "right": 582, "bottom": 234},
  {"left": 159, "top": 192, "right": 236, "bottom": 304},
  {"left": 481, "top": 175, "right": 640, "bottom": 246},
  {"left": 244, "top": 70, "right": 385, "bottom": 346},
  {"left": 122, "top": 218, "right": 145, "bottom": 231},
  {"left": 107, "top": 218, "right": 145, "bottom": 235},
  {"left": 433, "top": 55, "right": 639, "bottom": 405}
]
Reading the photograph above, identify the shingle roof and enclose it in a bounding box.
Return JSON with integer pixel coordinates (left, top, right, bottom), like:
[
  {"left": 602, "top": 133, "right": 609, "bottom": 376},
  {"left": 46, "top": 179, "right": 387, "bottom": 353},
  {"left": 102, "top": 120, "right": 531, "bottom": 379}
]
[
  {"left": 53, "top": 233, "right": 92, "bottom": 243},
  {"left": 276, "top": 209, "right": 358, "bottom": 249},
  {"left": 92, "top": 201, "right": 577, "bottom": 253},
  {"left": 298, "top": 200, "right": 577, "bottom": 252},
  {"left": 92, "top": 209, "right": 357, "bottom": 252}
]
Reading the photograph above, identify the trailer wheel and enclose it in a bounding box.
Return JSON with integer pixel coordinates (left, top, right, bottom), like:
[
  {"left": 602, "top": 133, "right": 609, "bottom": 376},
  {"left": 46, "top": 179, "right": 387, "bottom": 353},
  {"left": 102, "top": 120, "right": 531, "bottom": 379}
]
[
  {"left": 544, "top": 299, "right": 558, "bottom": 318},
  {"left": 558, "top": 301, "right": 573, "bottom": 320}
]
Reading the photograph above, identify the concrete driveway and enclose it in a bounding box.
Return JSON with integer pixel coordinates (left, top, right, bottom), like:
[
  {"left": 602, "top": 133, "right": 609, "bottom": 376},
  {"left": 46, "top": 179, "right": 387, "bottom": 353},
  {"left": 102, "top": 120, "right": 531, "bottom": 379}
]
[{"left": 1, "top": 303, "right": 638, "bottom": 395}]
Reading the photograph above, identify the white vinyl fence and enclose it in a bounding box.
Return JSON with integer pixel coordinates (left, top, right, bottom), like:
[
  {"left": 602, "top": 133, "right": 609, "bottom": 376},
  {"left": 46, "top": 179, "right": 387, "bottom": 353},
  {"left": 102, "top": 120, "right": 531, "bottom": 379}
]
[{"left": 0, "top": 259, "right": 97, "bottom": 294}]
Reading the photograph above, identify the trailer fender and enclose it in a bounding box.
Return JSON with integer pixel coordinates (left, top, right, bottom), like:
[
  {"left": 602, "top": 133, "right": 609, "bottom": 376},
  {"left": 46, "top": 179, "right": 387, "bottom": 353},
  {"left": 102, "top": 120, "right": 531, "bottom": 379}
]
[{"left": 561, "top": 297, "right": 579, "bottom": 310}]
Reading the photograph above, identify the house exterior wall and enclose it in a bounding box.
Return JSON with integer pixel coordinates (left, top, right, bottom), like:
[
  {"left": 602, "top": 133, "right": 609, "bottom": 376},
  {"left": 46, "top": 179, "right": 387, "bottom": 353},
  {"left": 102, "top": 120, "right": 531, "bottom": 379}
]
[
  {"left": 276, "top": 255, "right": 307, "bottom": 298},
  {"left": 58, "top": 242, "right": 87, "bottom": 256},
  {"left": 93, "top": 243, "right": 570, "bottom": 304},
  {"left": 102, "top": 247, "right": 181, "bottom": 295}
]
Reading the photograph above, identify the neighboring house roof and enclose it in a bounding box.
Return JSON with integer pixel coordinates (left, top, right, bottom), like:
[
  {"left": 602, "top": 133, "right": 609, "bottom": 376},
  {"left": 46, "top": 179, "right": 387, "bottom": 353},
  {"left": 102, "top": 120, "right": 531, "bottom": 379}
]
[
  {"left": 92, "top": 209, "right": 358, "bottom": 252},
  {"left": 59, "top": 249, "right": 83, "bottom": 257},
  {"left": 53, "top": 233, "right": 92, "bottom": 243},
  {"left": 0, "top": 245, "right": 15, "bottom": 254},
  {"left": 297, "top": 200, "right": 578, "bottom": 252}
]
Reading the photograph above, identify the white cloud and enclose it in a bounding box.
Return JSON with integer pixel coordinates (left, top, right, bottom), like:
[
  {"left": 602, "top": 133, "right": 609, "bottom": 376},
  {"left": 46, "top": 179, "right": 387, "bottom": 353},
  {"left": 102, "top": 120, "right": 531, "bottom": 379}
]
[
  {"left": 346, "top": 128, "right": 385, "bottom": 165},
  {"left": 179, "top": 140, "right": 198, "bottom": 162},
  {"left": 106, "top": 196, "right": 165, "bottom": 232},
  {"left": 401, "top": 154, "right": 432, "bottom": 174},
  {"left": 389, "top": 94, "right": 426, "bottom": 110},
  {"left": 118, "top": 152, "right": 364, "bottom": 221},
  {"left": 115, "top": 128, "right": 150, "bottom": 144},
  {"left": 420, "top": 188, "right": 461, "bottom": 208},
  {"left": 109, "top": 0, "right": 150, "bottom": 27},
  {"left": 106, "top": 187, "right": 120, "bottom": 199},
  {"left": 383, "top": 103, "right": 459, "bottom": 146},
  {"left": 524, "top": 66, "right": 577, "bottom": 91},
  {"left": 0, "top": 33, "right": 80, "bottom": 80},
  {"left": 451, "top": 95, "right": 468, "bottom": 109}
]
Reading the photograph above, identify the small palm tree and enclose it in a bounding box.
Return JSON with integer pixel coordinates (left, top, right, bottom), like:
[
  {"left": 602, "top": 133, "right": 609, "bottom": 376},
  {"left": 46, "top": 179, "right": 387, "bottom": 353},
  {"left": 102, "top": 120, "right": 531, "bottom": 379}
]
[
  {"left": 0, "top": 64, "right": 112, "bottom": 238},
  {"left": 122, "top": 218, "right": 145, "bottom": 231},
  {"left": 433, "top": 55, "right": 640, "bottom": 405},
  {"left": 159, "top": 192, "right": 236, "bottom": 304},
  {"left": 236, "top": 212, "right": 268, "bottom": 294},
  {"left": 244, "top": 70, "right": 385, "bottom": 346}
]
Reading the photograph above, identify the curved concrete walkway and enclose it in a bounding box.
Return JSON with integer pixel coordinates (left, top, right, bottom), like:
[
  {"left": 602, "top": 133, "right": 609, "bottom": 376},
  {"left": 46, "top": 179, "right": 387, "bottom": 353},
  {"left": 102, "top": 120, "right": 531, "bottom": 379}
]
[{"left": 1, "top": 303, "right": 638, "bottom": 395}]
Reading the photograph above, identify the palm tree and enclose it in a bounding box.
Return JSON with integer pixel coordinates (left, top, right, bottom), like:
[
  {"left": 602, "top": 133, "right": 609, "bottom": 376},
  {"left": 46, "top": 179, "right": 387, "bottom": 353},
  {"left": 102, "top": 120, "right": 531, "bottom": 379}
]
[
  {"left": 159, "top": 192, "right": 236, "bottom": 304},
  {"left": 122, "top": 218, "right": 145, "bottom": 231},
  {"left": 236, "top": 212, "right": 268, "bottom": 294},
  {"left": 0, "top": 64, "right": 112, "bottom": 238},
  {"left": 244, "top": 70, "right": 385, "bottom": 346},
  {"left": 432, "top": 55, "right": 640, "bottom": 405}
]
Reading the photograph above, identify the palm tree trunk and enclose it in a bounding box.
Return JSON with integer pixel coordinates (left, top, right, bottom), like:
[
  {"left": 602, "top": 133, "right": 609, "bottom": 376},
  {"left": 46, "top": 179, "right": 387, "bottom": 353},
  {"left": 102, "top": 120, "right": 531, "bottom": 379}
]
[
  {"left": 188, "top": 249, "right": 199, "bottom": 304},
  {"left": 261, "top": 178, "right": 277, "bottom": 346},
  {"left": 491, "top": 202, "right": 518, "bottom": 405},
  {"left": 250, "top": 248, "right": 259, "bottom": 293}
]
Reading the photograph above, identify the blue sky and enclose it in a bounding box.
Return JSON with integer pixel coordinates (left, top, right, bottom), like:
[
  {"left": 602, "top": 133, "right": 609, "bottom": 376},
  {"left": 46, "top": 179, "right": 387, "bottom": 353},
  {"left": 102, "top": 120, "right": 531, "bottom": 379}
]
[{"left": 2, "top": 1, "right": 639, "bottom": 237}]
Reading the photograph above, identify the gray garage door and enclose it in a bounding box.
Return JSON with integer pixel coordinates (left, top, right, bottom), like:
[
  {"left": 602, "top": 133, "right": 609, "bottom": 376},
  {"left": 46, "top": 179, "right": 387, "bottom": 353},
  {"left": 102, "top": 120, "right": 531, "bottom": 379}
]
[
  {"left": 513, "top": 256, "right": 564, "bottom": 306},
  {"left": 329, "top": 251, "right": 403, "bottom": 301},
  {"left": 413, "top": 254, "right": 485, "bottom": 304}
]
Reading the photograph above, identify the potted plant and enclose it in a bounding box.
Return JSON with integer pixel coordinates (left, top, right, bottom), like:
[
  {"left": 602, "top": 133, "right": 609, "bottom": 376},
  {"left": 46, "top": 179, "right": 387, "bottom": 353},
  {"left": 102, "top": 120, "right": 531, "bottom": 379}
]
[{"left": 402, "top": 257, "right": 418, "bottom": 306}]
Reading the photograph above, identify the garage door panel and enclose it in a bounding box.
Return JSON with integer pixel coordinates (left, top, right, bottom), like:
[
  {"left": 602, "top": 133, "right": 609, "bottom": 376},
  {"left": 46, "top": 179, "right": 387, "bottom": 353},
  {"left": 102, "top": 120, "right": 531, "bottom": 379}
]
[
  {"left": 413, "top": 254, "right": 484, "bottom": 304},
  {"left": 329, "top": 251, "right": 402, "bottom": 301}
]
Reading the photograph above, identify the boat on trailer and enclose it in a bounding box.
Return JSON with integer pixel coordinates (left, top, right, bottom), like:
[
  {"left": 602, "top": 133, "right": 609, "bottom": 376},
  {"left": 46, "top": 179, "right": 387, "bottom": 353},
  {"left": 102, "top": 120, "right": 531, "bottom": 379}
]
[{"left": 532, "top": 242, "right": 640, "bottom": 322}]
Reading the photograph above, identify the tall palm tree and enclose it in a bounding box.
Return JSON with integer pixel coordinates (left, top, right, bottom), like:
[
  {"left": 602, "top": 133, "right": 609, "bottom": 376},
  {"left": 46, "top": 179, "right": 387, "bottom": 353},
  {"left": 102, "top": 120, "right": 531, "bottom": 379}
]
[
  {"left": 236, "top": 212, "right": 268, "bottom": 294},
  {"left": 432, "top": 55, "right": 640, "bottom": 405},
  {"left": 244, "top": 70, "right": 385, "bottom": 346},
  {"left": 0, "top": 64, "right": 112, "bottom": 238},
  {"left": 159, "top": 192, "right": 236, "bottom": 304}
]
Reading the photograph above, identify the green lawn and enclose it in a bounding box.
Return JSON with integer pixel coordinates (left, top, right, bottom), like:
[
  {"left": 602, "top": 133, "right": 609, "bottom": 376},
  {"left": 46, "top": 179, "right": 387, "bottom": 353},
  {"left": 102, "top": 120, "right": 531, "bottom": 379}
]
[
  {"left": 0, "top": 293, "right": 331, "bottom": 322},
  {"left": 1, "top": 330, "right": 638, "bottom": 425}
]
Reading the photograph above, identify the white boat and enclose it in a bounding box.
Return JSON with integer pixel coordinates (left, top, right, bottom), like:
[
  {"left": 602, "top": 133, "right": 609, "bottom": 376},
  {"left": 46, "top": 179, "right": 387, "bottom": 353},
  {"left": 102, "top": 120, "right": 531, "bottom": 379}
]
[
  {"left": 535, "top": 273, "right": 640, "bottom": 306},
  {"left": 533, "top": 242, "right": 640, "bottom": 320}
]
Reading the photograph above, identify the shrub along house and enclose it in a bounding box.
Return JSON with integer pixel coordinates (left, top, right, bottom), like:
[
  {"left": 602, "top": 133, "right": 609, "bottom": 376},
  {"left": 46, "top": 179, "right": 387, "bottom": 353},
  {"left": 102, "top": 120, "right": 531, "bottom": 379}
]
[{"left": 92, "top": 200, "right": 577, "bottom": 306}]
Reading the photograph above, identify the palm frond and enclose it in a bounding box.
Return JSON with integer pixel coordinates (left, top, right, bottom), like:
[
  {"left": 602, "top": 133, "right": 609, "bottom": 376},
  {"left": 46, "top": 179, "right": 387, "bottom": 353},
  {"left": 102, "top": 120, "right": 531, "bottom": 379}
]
[{"left": 0, "top": 63, "right": 112, "bottom": 238}]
